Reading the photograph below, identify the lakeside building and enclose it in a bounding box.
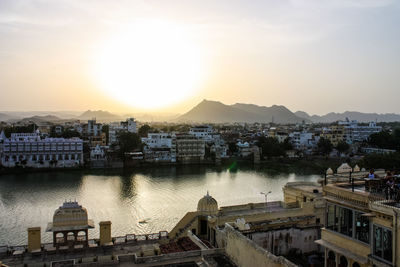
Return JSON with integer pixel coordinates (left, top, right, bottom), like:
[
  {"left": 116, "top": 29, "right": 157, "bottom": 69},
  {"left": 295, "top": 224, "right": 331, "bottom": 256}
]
[
  {"left": 175, "top": 133, "right": 205, "bottom": 163},
  {"left": 0, "top": 133, "right": 83, "bottom": 168},
  {"left": 189, "top": 125, "right": 213, "bottom": 142},
  {"left": 108, "top": 118, "right": 137, "bottom": 145},
  {"left": 0, "top": 181, "right": 324, "bottom": 267},
  {"left": 141, "top": 133, "right": 176, "bottom": 162}
]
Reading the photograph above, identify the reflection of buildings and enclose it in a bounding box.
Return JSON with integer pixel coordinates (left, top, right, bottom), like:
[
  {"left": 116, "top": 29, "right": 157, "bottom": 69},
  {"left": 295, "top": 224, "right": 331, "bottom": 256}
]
[
  {"left": 1, "top": 133, "right": 83, "bottom": 168},
  {"left": 4, "top": 181, "right": 325, "bottom": 267}
]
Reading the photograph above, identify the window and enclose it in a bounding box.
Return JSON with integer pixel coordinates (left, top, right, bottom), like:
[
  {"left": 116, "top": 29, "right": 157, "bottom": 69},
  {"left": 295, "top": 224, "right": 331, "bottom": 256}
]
[
  {"left": 326, "top": 204, "right": 338, "bottom": 231},
  {"left": 355, "top": 212, "right": 369, "bottom": 243},
  {"left": 339, "top": 206, "right": 353, "bottom": 237},
  {"left": 373, "top": 225, "right": 392, "bottom": 263}
]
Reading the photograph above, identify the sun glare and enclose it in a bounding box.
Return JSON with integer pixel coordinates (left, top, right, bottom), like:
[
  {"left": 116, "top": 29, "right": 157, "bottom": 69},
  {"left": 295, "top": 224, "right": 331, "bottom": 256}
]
[{"left": 92, "top": 20, "right": 205, "bottom": 109}]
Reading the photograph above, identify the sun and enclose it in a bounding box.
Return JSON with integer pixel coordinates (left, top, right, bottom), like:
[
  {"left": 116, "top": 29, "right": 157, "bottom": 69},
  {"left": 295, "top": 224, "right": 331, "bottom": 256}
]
[{"left": 92, "top": 20, "right": 205, "bottom": 109}]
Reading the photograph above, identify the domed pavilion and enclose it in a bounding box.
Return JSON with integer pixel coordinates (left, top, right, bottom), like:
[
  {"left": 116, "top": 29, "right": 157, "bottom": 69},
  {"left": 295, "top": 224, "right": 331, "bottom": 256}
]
[
  {"left": 197, "top": 191, "right": 218, "bottom": 215},
  {"left": 46, "top": 201, "right": 94, "bottom": 247}
]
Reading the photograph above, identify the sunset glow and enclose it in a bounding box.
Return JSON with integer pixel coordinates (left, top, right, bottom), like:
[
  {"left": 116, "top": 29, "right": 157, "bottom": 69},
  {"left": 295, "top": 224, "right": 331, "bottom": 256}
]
[{"left": 92, "top": 20, "right": 205, "bottom": 109}]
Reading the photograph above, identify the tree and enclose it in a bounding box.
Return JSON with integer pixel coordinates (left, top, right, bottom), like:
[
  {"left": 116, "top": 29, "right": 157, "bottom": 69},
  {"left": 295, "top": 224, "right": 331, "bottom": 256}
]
[
  {"left": 256, "top": 136, "right": 285, "bottom": 159},
  {"left": 116, "top": 132, "right": 142, "bottom": 160},
  {"left": 336, "top": 141, "right": 350, "bottom": 155},
  {"left": 317, "top": 138, "right": 333, "bottom": 156},
  {"left": 138, "top": 124, "right": 151, "bottom": 137},
  {"left": 102, "top": 125, "right": 109, "bottom": 145}
]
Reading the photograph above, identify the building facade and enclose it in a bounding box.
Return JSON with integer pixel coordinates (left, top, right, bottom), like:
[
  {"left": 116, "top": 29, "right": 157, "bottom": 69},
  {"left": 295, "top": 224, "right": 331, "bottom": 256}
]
[{"left": 1, "top": 133, "right": 83, "bottom": 168}]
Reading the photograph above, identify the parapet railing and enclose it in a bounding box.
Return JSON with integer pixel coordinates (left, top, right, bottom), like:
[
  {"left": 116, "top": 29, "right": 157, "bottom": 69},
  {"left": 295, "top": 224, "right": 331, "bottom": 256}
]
[{"left": 0, "top": 231, "right": 169, "bottom": 258}]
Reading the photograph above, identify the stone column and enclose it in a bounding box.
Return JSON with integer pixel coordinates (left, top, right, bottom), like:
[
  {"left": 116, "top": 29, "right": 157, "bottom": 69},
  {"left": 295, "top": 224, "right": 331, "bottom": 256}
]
[
  {"left": 28, "top": 227, "right": 41, "bottom": 252},
  {"left": 99, "top": 221, "right": 112, "bottom": 245}
]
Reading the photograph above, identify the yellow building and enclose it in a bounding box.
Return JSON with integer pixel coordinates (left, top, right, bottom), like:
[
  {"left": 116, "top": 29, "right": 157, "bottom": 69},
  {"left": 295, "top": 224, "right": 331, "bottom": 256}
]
[
  {"left": 316, "top": 180, "right": 399, "bottom": 267},
  {"left": 321, "top": 125, "right": 349, "bottom": 146}
]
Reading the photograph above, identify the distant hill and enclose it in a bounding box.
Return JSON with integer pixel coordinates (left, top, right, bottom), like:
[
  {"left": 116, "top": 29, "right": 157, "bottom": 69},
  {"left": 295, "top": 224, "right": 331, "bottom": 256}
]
[
  {"left": 78, "top": 110, "right": 122, "bottom": 122},
  {"left": 295, "top": 111, "right": 400, "bottom": 123},
  {"left": 176, "top": 100, "right": 307, "bottom": 123},
  {"left": 12, "top": 115, "right": 63, "bottom": 125},
  {"left": 0, "top": 113, "right": 20, "bottom": 122}
]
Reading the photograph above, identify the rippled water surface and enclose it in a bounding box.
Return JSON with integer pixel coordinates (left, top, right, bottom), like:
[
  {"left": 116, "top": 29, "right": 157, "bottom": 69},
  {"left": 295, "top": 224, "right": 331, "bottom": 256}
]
[{"left": 0, "top": 166, "right": 320, "bottom": 245}]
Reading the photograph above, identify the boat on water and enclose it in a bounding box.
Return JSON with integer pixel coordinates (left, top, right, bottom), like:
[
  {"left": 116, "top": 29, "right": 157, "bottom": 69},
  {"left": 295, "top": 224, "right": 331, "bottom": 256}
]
[{"left": 138, "top": 218, "right": 150, "bottom": 224}]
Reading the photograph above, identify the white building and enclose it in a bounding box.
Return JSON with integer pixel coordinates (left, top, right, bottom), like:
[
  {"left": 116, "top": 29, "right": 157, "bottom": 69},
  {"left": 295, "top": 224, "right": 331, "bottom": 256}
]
[
  {"left": 141, "top": 133, "right": 176, "bottom": 162},
  {"left": 87, "top": 119, "right": 102, "bottom": 136},
  {"left": 1, "top": 133, "right": 83, "bottom": 168},
  {"left": 189, "top": 125, "right": 213, "bottom": 142},
  {"left": 109, "top": 118, "right": 137, "bottom": 145},
  {"left": 345, "top": 121, "right": 381, "bottom": 143},
  {"left": 289, "top": 131, "right": 318, "bottom": 151}
]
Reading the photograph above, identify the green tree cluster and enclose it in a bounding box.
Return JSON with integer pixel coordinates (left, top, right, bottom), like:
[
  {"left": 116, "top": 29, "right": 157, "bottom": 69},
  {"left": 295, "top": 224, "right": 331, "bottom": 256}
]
[
  {"left": 360, "top": 152, "right": 400, "bottom": 170},
  {"left": 257, "top": 136, "right": 293, "bottom": 159},
  {"left": 116, "top": 132, "right": 142, "bottom": 160},
  {"left": 367, "top": 129, "right": 400, "bottom": 151},
  {"left": 317, "top": 137, "right": 333, "bottom": 156},
  {"left": 3, "top": 124, "right": 36, "bottom": 138}
]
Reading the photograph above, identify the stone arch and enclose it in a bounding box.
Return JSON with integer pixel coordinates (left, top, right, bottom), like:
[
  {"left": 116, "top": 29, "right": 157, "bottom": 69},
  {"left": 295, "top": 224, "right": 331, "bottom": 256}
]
[
  {"left": 56, "top": 232, "right": 64, "bottom": 243},
  {"left": 339, "top": 255, "right": 348, "bottom": 267},
  {"left": 67, "top": 232, "right": 75, "bottom": 241},
  {"left": 77, "top": 231, "right": 87, "bottom": 241},
  {"left": 327, "top": 250, "right": 336, "bottom": 267}
]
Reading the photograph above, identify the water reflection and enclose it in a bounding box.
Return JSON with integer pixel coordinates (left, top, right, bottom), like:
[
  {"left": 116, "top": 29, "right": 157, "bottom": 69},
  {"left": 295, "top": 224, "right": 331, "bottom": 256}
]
[{"left": 0, "top": 165, "right": 320, "bottom": 245}]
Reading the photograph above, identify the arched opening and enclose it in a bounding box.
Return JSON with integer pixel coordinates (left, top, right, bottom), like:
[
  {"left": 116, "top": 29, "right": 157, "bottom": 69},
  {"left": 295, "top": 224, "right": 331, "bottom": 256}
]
[
  {"left": 67, "top": 232, "right": 75, "bottom": 241},
  {"left": 327, "top": 251, "right": 336, "bottom": 267},
  {"left": 339, "top": 255, "right": 348, "bottom": 267},
  {"left": 56, "top": 232, "right": 64, "bottom": 243},
  {"left": 77, "top": 231, "right": 87, "bottom": 242},
  {"left": 352, "top": 262, "right": 360, "bottom": 267}
]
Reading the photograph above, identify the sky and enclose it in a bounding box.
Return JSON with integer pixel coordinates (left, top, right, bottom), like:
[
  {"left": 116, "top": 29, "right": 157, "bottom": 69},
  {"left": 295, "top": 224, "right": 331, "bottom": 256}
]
[{"left": 0, "top": 0, "right": 399, "bottom": 115}]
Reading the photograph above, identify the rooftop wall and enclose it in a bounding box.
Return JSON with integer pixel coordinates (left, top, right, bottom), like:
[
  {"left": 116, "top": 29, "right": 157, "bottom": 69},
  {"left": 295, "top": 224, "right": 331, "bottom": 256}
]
[{"left": 219, "top": 223, "right": 297, "bottom": 267}]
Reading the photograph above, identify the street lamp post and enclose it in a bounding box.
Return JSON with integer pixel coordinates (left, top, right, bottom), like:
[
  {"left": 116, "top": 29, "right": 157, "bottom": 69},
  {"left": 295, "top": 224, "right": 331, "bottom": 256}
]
[{"left": 260, "top": 191, "right": 272, "bottom": 211}]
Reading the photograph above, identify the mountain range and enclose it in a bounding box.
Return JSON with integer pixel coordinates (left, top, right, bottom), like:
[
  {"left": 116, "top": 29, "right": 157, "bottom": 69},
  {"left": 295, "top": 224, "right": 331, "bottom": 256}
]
[
  {"left": 294, "top": 111, "right": 400, "bottom": 123},
  {"left": 2, "top": 100, "right": 400, "bottom": 124},
  {"left": 176, "top": 100, "right": 307, "bottom": 123}
]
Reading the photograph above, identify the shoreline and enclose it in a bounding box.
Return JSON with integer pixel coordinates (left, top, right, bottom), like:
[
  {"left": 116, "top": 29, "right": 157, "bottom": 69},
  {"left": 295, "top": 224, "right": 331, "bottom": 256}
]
[{"left": 0, "top": 157, "right": 350, "bottom": 176}]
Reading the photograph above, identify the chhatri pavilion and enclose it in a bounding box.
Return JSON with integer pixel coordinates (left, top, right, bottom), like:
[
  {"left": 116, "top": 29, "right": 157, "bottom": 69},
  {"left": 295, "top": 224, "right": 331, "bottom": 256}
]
[{"left": 46, "top": 201, "right": 94, "bottom": 247}]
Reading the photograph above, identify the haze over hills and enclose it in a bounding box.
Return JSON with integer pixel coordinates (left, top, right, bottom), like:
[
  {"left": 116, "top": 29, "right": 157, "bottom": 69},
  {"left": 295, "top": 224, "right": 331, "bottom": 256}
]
[
  {"left": 78, "top": 110, "right": 122, "bottom": 122},
  {"left": 176, "top": 100, "right": 307, "bottom": 123},
  {"left": 2, "top": 102, "right": 400, "bottom": 124},
  {"left": 295, "top": 111, "right": 400, "bottom": 123}
]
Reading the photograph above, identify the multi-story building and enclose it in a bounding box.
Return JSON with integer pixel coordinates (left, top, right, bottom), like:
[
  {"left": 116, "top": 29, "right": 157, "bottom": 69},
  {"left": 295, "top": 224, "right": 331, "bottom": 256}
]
[
  {"left": 317, "top": 176, "right": 399, "bottom": 266},
  {"left": 141, "top": 133, "right": 176, "bottom": 162},
  {"left": 109, "top": 118, "right": 137, "bottom": 145},
  {"left": 322, "top": 120, "right": 382, "bottom": 146},
  {"left": 189, "top": 125, "right": 213, "bottom": 142},
  {"left": 289, "top": 131, "right": 319, "bottom": 151},
  {"left": 1, "top": 133, "right": 83, "bottom": 168},
  {"left": 321, "top": 125, "right": 348, "bottom": 146},
  {"left": 341, "top": 120, "right": 382, "bottom": 144},
  {"left": 175, "top": 134, "right": 205, "bottom": 163}
]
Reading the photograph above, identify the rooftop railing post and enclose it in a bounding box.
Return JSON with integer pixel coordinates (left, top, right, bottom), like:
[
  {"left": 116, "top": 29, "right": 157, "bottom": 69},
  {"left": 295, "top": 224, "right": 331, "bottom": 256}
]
[{"left": 351, "top": 172, "right": 354, "bottom": 192}]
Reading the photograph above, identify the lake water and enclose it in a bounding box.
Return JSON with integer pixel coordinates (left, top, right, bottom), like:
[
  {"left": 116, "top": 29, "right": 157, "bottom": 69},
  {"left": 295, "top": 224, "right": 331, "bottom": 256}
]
[{"left": 0, "top": 165, "right": 320, "bottom": 245}]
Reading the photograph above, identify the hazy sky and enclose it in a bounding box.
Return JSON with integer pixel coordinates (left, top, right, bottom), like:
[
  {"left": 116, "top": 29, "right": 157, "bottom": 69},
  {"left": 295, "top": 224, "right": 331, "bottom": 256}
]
[{"left": 0, "top": 0, "right": 399, "bottom": 115}]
